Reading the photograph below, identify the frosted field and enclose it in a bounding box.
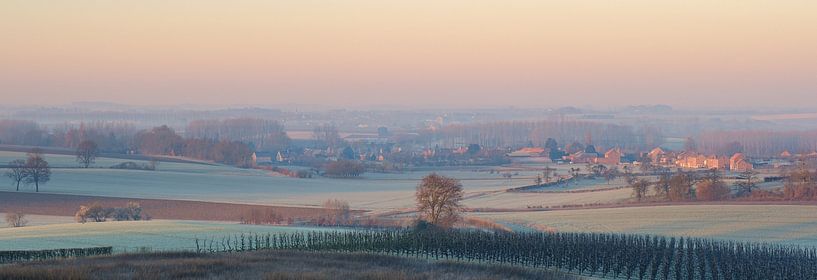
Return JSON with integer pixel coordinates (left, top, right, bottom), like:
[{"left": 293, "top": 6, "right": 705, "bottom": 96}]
[
  {"left": 462, "top": 188, "right": 632, "bottom": 209},
  {"left": 473, "top": 205, "right": 817, "bottom": 247},
  {"left": 0, "top": 220, "right": 350, "bottom": 252},
  {"left": 0, "top": 152, "right": 552, "bottom": 210},
  {"left": 0, "top": 213, "right": 74, "bottom": 229}
]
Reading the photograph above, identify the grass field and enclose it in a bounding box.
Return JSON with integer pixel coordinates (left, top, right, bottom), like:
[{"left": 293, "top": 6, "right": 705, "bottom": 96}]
[
  {"left": 0, "top": 220, "right": 350, "bottom": 252},
  {"left": 463, "top": 188, "right": 633, "bottom": 209},
  {"left": 0, "top": 250, "right": 584, "bottom": 280},
  {"left": 2, "top": 151, "right": 597, "bottom": 210},
  {"left": 472, "top": 205, "right": 817, "bottom": 246}
]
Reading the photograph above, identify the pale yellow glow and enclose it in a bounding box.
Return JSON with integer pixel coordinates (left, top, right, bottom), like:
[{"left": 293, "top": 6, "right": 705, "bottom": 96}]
[{"left": 1, "top": 1, "right": 815, "bottom": 107}]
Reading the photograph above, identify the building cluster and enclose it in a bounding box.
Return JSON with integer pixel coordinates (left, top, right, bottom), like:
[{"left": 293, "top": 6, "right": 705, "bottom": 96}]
[
  {"left": 647, "top": 148, "right": 753, "bottom": 172},
  {"left": 505, "top": 144, "right": 761, "bottom": 172}
]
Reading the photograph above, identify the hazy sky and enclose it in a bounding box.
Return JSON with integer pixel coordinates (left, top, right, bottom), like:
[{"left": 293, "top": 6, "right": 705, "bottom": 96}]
[{"left": 1, "top": 1, "right": 816, "bottom": 109}]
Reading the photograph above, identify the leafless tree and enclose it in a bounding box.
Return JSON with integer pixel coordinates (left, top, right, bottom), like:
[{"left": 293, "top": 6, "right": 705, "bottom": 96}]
[
  {"left": 23, "top": 149, "right": 51, "bottom": 192},
  {"left": 5, "top": 159, "right": 27, "bottom": 191},
  {"left": 322, "top": 199, "right": 351, "bottom": 225},
  {"left": 735, "top": 170, "right": 758, "bottom": 197},
  {"left": 76, "top": 140, "right": 99, "bottom": 168},
  {"left": 416, "top": 173, "right": 463, "bottom": 228},
  {"left": 668, "top": 172, "right": 695, "bottom": 201},
  {"left": 630, "top": 178, "right": 651, "bottom": 202}
]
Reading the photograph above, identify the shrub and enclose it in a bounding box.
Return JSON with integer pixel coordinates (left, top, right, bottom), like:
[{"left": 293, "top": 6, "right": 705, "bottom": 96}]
[
  {"left": 323, "top": 160, "right": 365, "bottom": 177},
  {"left": 240, "top": 208, "right": 283, "bottom": 225},
  {"left": 110, "top": 162, "right": 155, "bottom": 171},
  {"left": 5, "top": 213, "right": 28, "bottom": 227}
]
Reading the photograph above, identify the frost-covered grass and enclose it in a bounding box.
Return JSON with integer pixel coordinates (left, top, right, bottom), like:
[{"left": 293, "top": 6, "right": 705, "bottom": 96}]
[
  {"left": 463, "top": 188, "right": 633, "bottom": 209},
  {"left": 0, "top": 213, "right": 74, "bottom": 229},
  {"left": 0, "top": 220, "right": 350, "bottom": 252},
  {"left": 0, "top": 152, "right": 558, "bottom": 209},
  {"left": 472, "top": 205, "right": 817, "bottom": 246},
  {"left": 1, "top": 151, "right": 631, "bottom": 211}
]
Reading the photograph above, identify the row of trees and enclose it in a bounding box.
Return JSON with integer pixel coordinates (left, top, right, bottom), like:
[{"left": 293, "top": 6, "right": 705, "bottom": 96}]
[
  {"left": 696, "top": 130, "right": 817, "bottom": 157},
  {"left": 134, "top": 126, "right": 254, "bottom": 167},
  {"left": 186, "top": 118, "right": 290, "bottom": 152},
  {"left": 629, "top": 169, "right": 745, "bottom": 202},
  {"left": 194, "top": 230, "right": 817, "bottom": 280},
  {"left": 0, "top": 119, "right": 279, "bottom": 167},
  {"left": 422, "top": 119, "right": 661, "bottom": 151},
  {"left": 0, "top": 120, "right": 136, "bottom": 153},
  {"left": 4, "top": 150, "right": 51, "bottom": 192}
]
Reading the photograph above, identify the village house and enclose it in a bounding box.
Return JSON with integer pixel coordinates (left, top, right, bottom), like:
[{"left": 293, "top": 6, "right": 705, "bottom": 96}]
[
  {"left": 704, "top": 155, "right": 728, "bottom": 169},
  {"left": 595, "top": 148, "right": 622, "bottom": 165},
  {"left": 647, "top": 147, "right": 674, "bottom": 165},
  {"left": 673, "top": 152, "right": 728, "bottom": 170},
  {"left": 730, "top": 153, "right": 754, "bottom": 172}
]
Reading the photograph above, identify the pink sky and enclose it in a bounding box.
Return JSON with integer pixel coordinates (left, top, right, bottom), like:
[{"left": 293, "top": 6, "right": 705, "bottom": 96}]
[{"left": 1, "top": 1, "right": 816, "bottom": 108}]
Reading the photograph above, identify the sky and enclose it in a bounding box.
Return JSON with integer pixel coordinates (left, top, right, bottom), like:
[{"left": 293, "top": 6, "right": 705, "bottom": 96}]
[{"left": 1, "top": 1, "right": 816, "bottom": 109}]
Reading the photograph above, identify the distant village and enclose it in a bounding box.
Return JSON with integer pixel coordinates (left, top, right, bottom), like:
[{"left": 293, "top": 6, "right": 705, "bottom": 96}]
[{"left": 254, "top": 125, "right": 816, "bottom": 176}]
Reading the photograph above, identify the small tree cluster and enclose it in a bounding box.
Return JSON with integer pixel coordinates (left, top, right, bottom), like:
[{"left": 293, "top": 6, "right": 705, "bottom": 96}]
[
  {"left": 4, "top": 149, "right": 51, "bottom": 192},
  {"left": 240, "top": 208, "right": 283, "bottom": 225},
  {"left": 75, "top": 202, "right": 145, "bottom": 223},
  {"left": 323, "top": 160, "right": 365, "bottom": 177},
  {"left": 783, "top": 162, "right": 817, "bottom": 200}
]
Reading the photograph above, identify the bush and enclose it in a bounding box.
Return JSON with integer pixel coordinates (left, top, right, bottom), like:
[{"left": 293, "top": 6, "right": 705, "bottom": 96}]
[
  {"left": 5, "top": 213, "right": 28, "bottom": 227},
  {"left": 240, "top": 208, "right": 283, "bottom": 225},
  {"left": 695, "top": 180, "right": 730, "bottom": 201},
  {"left": 110, "top": 162, "right": 155, "bottom": 171},
  {"left": 296, "top": 169, "right": 313, "bottom": 178},
  {"left": 323, "top": 160, "right": 365, "bottom": 177}
]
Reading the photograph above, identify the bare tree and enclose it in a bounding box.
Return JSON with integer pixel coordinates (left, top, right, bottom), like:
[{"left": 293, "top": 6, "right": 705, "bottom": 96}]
[
  {"left": 668, "top": 172, "right": 695, "bottom": 201},
  {"left": 630, "top": 178, "right": 651, "bottom": 202},
  {"left": 322, "top": 199, "right": 351, "bottom": 225},
  {"left": 5, "top": 213, "right": 28, "bottom": 227},
  {"left": 735, "top": 170, "right": 758, "bottom": 197},
  {"left": 604, "top": 166, "right": 619, "bottom": 185},
  {"left": 76, "top": 140, "right": 99, "bottom": 168},
  {"left": 5, "top": 159, "right": 27, "bottom": 191},
  {"left": 23, "top": 149, "right": 51, "bottom": 192},
  {"left": 416, "top": 173, "right": 464, "bottom": 228}
]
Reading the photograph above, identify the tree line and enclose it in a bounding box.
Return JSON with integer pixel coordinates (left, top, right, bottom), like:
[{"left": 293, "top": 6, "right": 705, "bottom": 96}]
[
  {"left": 420, "top": 119, "right": 661, "bottom": 151},
  {"left": 696, "top": 130, "right": 817, "bottom": 157},
  {"left": 134, "top": 125, "right": 254, "bottom": 167},
  {"left": 0, "top": 118, "right": 286, "bottom": 167}
]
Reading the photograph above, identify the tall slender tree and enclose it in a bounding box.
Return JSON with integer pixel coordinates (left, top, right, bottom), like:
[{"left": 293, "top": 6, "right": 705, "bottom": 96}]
[
  {"left": 4, "top": 159, "right": 27, "bottom": 191},
  {"left": 76, "top": 140, "right": 99, "bottom": 168}
]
